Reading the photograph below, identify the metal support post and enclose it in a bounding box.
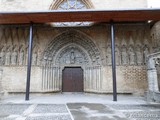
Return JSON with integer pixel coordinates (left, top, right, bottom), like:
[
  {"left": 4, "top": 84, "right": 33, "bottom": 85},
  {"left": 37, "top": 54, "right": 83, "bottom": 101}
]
[
  {"left": 25, "top": 23, "right": 33, "bottom": 101},
  {"left": 110, "top": 21, "right": 117, "bottom": 101}
]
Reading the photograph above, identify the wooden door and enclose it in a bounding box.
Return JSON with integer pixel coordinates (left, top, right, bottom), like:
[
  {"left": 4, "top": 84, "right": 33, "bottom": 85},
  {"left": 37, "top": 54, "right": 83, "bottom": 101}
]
[{"left": 62, "top": 67, "right": 83, "bottom": 92}]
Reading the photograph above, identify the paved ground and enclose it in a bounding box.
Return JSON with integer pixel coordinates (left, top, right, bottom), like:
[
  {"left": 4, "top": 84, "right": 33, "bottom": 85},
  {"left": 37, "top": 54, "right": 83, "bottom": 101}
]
[{"left": 0, "top": 94, "right": 160, "bottom": 120}]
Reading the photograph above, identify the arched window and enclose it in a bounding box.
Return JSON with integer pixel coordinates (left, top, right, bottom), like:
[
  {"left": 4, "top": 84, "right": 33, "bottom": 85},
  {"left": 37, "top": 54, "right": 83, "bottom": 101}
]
[{"left": 50, "top": 0, "right": 94, "bottom": 27}]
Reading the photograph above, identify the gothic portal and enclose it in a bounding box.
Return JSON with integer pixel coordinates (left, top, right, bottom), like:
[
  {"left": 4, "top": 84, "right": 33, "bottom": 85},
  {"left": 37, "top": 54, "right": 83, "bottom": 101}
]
[{"left": 41, "top": 30, "right": 103, "bottom": 92}]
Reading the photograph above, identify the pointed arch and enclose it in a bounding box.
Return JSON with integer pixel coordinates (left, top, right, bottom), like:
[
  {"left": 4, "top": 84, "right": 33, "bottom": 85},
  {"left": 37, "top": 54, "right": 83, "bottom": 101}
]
[
  {"left": 50, "top": 0, "right": 94, "bottom": 10},
  {"left": 43, "top": 30, "right": 102, "bottom": 65}
]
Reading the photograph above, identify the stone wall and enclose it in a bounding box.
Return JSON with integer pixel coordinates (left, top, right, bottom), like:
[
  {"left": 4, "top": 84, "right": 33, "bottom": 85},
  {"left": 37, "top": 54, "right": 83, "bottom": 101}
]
[
  {"left": 0, "top": 24, "right": 151, "bottom": 95},
  {"left": 150, "top": 21, "right": 160, "bottom": 53},
  {"left": 0, "top": 0, "right": 147, "bottom": 12},
  {"left": 156, "top": 66, "right": 160, "bottom": 91}
]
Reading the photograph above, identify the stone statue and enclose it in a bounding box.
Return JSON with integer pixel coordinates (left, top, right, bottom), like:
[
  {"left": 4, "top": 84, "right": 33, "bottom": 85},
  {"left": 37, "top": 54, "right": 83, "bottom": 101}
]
[
  {"left": 129, "top": 46, "right": 135, "bottom": 65},
  {"left": 25, "top": 51, "right": 28, "bottom": 65},
  {"left": 11, "top": 49, "right": 18, "bottom": 65},
  {"left": 115, "top": 46, "right": 120, "bottom": 65},
  {"left": 19, "top": 49, "right": 24, "bottom": 65},
  {"left": 5, "top": 48, "right": 11, "bottom": 65},
  {"left": 32, "top": 51, "right": 38, "bottom": 65},
  {"left": 65, "top": 53, "right": 70, "bottom": 64},
  {"left": 143, "top": 45, "right": 149, "bottom": 64},
  {"left": 121, "top": 45, "right": 128, "bottom": 65},
  {"left": 0, "top": 48, "right": 5, "bottom": 65},
  {"left": 136, "top": 46, "right": 143, "bottom": 65},
  {"left": 70, "top": 50, "right": 75, "bottom": 64},
  {"left": 37, "top": 49, "right": 41, "bottom": 66},
  {"left": 107, "top": 46, "right": 112, "bottom": 65}
]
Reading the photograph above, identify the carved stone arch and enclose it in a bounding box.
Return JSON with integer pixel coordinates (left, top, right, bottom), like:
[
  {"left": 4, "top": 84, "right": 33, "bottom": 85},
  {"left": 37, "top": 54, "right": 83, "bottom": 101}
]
[
  {"left": 50, "top": 0, "right": 94, "bottom": 10},
  {"left": 54, "top": 43, "right": 91, "bottom": 65},
  {"left": 43, "top": 30, "right": 102, "bottom": 65},
  {"left": 42, "top": 30, "right": 103, "bottom": 92}
]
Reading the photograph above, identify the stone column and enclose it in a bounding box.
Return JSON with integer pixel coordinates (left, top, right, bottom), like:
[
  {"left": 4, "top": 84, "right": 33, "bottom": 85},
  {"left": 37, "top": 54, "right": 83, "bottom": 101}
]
[{"left": 147, "top": 58, "right": 159, "bottom": 92}]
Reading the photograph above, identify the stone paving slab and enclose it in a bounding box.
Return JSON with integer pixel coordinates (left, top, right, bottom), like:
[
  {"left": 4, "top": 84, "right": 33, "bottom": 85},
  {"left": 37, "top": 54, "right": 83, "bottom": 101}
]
[
  {"left": 0, "top": 104, "right": 30, "bottom": 115},
  {"left": 0, "top": 104, "right": 72, "bottom": 120},
  {"left": 67, "top": 103, "right": 128, "bottom": 120},
  {"left": 26, "top": 115, "right": 72, "bottom": 120},
  {"left": 107, "top": 104, "right": 160, "bottom": 110},
  {"left": 106, "top": 104, "right": 160, "bottom": 120},
  {"left": 32, "top": 104, "right": 68, "bottom": 113},
  {"left": 0, "top": 103, "right": 160, "bottom": 120},
  {"left": 123, "top": 111, "right": 160, "bottom": 120}
]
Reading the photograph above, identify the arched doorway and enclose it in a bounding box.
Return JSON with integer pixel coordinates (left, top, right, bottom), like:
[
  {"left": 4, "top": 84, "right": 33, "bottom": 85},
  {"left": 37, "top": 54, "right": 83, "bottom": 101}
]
[
  {"left": 62, "top": 67, "right": 83, "bottom": 92},
  {"left": 42, "top": 30, "right": 103, "bottom": 93}
]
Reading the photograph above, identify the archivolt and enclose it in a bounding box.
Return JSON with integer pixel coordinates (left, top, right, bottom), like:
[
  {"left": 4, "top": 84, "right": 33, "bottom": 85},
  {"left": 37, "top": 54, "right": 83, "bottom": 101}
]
[{"left": 43, "top": 30, "right": 102, "bottom": 65}]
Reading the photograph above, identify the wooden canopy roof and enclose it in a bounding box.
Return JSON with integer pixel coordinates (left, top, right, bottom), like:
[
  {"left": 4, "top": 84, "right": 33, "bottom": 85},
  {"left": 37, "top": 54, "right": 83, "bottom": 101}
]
[{"left": 0, "top": 8, "right": 160, "bottom": 24}]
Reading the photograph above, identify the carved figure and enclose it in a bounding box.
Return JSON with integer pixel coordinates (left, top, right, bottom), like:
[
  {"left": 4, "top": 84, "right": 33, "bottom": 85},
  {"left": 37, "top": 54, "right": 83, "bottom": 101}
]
[
  {"left": 143, "top": 45, "right": 149, "bottom": 64},
  {"left": 11, "top": 48, "right": 18, "bottom": 65},
  {"left": 19, "top": 49, "right": 24, "bottom": 65},
  {"left": 136, "top": 46, "right": 143, "bottom": 65},
  {"left": 70, "top": 50, "right": 75, "bottom": 64},
  {"left": 32, "top": 51, "right": 38, "bottom": 65},
  {"left": 0, "top": 48, "right": 5, "bottom": 65},
  {"left": 121, "top": 45, "right": 128, "bottom": 65},
  {"left": 115, "top": 46, "right": 120, "bottom": 65},
  {"left": 5, "top": 48, "right": 11, "bottom": 65},
  {"left": 107, "top": 46, "right": 111, "bottom": 65},
  {"left": 129, "top": 46, "right": 135, "bottom": 65}
]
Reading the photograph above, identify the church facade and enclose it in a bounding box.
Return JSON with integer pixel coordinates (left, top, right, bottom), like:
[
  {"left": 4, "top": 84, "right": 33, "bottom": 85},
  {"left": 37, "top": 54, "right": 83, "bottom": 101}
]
[{"left": 0, "top": 0, "right": 160, "bottom": 98}]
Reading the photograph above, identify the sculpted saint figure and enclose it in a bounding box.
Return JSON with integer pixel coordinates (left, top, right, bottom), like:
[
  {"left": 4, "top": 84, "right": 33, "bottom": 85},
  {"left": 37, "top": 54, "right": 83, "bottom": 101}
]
[
  {"left": 107, "top": 46, "right": 111, "bottom": 65},
  {"left": 143, "top": 45, "right": 149, "bottom": 64},
  {"left": 121, "top": 45, "right": 128, "bottom": 65},
  {"left": 5, "top": 48, "right": 11, "bottom": 65},
  {"left": 115, "top": 46, "right": 120, "bottom": 65},
  {"left": 11, "top": 48, "right": 18, "bottom": 65},
  {"left": 128, "top": 46, "right": 135, "bottom": 65},
  {"left": 136, "top": 46, "right": 143, "bottom": 65},
  {"left": 32, "top": 51, "right": 38, "bottom": 65},
  {"left": 19, "top": 49, "right": 24, "bottom": 65},
  {"left": 0, "top": 48, "right": 5, "bottom": 65}
]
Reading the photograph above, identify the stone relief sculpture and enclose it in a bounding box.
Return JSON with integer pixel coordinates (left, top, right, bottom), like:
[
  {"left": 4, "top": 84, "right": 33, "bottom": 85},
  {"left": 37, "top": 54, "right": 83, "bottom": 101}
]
[
  {"left": 128, "top": 45, "right": 135, "bottom": 65},
  {"left": 37, "top": 49, "right": 41, "bottom": 66},
  {"left": 32, "top": 51, "right": 38, "bottom": 66},
  {"left": 121, "top": 45, "right": 128, "bottom": 65},
  {"left": 57, "top": 46, "right": 87, "bottom": 65},
  {"left": 136, "top": 45, "right": 143, "bottom": 65},
  {"left": 106, "top": 45, "right": 112, "bottom": 65},
  {"left": 19, "top": 47, "right": 24, "bottom": 65},
  {"left": 0, "top": 47, "right": 5, "bottom": 65},
  {"left": 143, "top": 45, "right": 149, "bottom": 64},
  {"left": 5, "top": 47, "right": 11, "bottom": 65},
  {"left": 115, "top": 46, "right": 120, "bottom": 65},
  {"left": 25, "top": 48, "right": 28, "bottom": 65},
  {"left": 11, "top": 47, "right": 18, "bottom": 65},
  {"left": 70, "top": 49, "right": 75, "bottom": 64}
]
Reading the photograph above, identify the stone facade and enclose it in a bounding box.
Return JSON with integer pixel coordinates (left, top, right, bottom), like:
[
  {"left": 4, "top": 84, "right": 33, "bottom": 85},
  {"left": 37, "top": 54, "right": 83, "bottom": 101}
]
[
  {"left": 0, "top": 24, "right": 151, "bottom": 95},
  {"left": 0, "top": 0, "right": 156, "bottom": 96},
  {"left": 0, "top": 0, "right": 147, "bottom": 12}
]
